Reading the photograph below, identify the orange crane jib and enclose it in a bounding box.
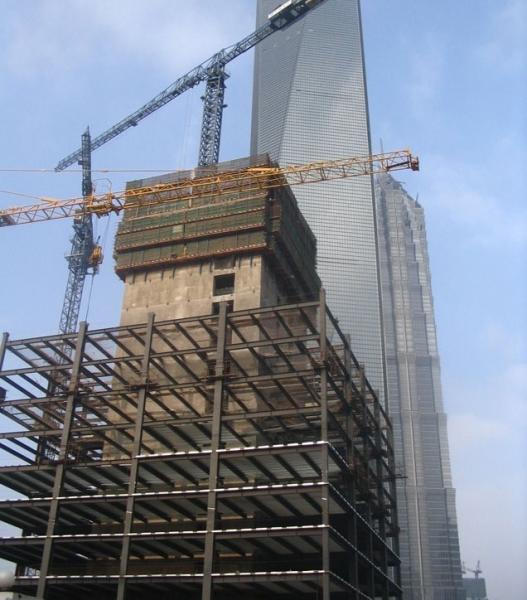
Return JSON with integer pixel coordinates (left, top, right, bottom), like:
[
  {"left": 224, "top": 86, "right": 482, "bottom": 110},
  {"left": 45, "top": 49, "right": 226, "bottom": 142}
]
[{"left": 0, "top": 150, "right": 419, "bottom": 227}]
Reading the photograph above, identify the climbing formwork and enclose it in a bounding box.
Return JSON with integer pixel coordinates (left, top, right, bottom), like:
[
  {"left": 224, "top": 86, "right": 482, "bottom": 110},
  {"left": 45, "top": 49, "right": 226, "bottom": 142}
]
[{"left": 114, "top": 154, "right": 320, "bottom": 300}]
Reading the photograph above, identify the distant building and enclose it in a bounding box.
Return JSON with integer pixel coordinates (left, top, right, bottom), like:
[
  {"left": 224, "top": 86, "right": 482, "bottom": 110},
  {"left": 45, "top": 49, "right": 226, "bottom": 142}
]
[
  {"left": 252, "top": 1, "right": 466, "bottom": 597},
  {"left": 463, "top": 576, "right": 488, "bottom": 600},
  {"left": 375, "top": 174, "right": 465, "bottom": 600},
  {"left": 252, "top": 0, "right": 386, "bottom": 402}
]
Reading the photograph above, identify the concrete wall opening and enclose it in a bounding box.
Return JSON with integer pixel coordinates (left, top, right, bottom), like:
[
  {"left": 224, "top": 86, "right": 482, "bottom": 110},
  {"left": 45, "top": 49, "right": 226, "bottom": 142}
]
[{"left": 213, "top": 273, "right": 235, "bottom": 296}]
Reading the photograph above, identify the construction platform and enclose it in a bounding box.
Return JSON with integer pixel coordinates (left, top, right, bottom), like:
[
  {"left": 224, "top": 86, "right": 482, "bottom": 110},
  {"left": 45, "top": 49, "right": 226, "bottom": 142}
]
[
  {"left": 0, "top": 294, "right": 401, "bottom": 599},
  {"left": 114, "top": 154, "right": 320, "bottom": 298}
]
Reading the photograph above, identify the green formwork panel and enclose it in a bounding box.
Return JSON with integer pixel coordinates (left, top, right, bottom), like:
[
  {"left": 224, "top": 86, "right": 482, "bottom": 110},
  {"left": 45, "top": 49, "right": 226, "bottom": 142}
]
[
  {"left": 115, "top": 197, "right": 268, "bottom": 251},
  {"left": 118, "top": 195, "right": 267, "bottom": 235},
  {"left": 115, "top": 230, "right": 267, "bottom": 273},
  {"left": 115, "top": 210, "right": 266, "bottom": 253},
  {"left": 114, "top": 157, "right": 319, "bottom": 298},
  {"left": 269, "top": 239, "right": 320, "bottom": 298}
]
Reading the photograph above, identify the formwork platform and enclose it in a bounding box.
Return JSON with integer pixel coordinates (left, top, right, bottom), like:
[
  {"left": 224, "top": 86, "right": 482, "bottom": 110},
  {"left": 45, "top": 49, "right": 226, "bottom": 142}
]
[
  {"left": 0, "top": 294, "right": 401, "bottom": 600},
  {"left": 114, "top": 154, "right": 320, "bottom": 300}
]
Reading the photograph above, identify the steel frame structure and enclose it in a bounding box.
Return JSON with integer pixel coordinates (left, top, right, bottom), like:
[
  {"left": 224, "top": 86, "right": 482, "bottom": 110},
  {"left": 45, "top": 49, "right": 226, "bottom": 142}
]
[{"left": 0, "top": 294, "right": 401, "bottom": 599}]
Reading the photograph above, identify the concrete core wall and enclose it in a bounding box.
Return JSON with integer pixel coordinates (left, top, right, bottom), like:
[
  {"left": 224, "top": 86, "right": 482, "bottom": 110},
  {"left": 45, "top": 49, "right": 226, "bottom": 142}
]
[{"left": 119, "top": 254, "right": 286, "bottom": 327}]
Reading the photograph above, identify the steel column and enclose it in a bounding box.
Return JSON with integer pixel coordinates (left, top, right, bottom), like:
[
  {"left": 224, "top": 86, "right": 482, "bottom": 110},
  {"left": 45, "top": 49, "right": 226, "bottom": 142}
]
[
  {"left": 0, "top": 332, "right": 8, "bottom": 370},
  {"left": 117, "top": 312, "right": 155, "bottom": 600},
  {"left": 318, "top": 289, "right": 331, "bottom": 600},
  {"left": 374, "top": 395, "right": 389, "bottom": 600},
  {"left": 359, "top": 366, "right": 375, "bottom": 600},
  {"left": 344, "top": 336, "right": 358, "bottom": 598},
  {"left": 202, "top": 301, "right": 228, "bottom": 600},
  {"left": 0, "top": 332, "right": 8, "bottom": 404},
  {"left": 36, "top": 322, "right": 87, "bottom": 599}
]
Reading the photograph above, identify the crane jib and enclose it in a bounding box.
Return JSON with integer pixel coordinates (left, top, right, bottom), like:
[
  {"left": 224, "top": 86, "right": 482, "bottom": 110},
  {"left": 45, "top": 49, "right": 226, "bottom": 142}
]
[
  {"left": 54, "top": 0, "right": 328, "bottom": 172},
  {"left": 3, "top": 150, "right": 419, "bottom": 227}
]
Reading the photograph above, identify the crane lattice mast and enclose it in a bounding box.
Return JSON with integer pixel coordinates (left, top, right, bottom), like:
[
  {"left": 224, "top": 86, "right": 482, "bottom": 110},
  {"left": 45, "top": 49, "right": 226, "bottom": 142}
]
[
  {"left": 54, "top": 0, "right": 327, "bottom": 172},
  {"left": 58, "top": 128, "right": 99, "bottom": 337},
  {"left": 45, "top": 0, "right": 327, "bottom": 336}
]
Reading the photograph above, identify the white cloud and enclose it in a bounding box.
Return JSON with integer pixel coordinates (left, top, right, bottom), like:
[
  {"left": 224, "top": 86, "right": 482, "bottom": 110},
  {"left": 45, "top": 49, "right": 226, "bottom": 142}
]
[
  {"left": 476, "top": 0, "right": 527, "bottom": 71},
  {"left": 422, "top": 157, "right": 527, "bottom": 248},
  {"left": 480, "top": 321, "right": 527, "bottom": 362},
  {"left": 447, "top": 361, "right": 527, "bottom": 420},
  {"left": 448, "top": 413, "right": 507, "bottom": 453},
  {"left": 457, "top": 480, "right": 527, "bottom": 600},
  {"left": 1, "top": 1, "right": 254, "bottom": 79},
  {"left": 447, "top": 360, "right": 527, "bottom": 599},
  {"left": 446, "top": 357, "right": 527, "bottom": 480},
  {"left": 405, "top": 36, "right": 444, "bottom": 118}
]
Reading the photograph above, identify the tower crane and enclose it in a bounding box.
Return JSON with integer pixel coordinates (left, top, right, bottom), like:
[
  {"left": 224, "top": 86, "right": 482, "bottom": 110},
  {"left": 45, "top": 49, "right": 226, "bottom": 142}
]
[
  {"left": 51, "top": 0, "right": 327, "bottom": 337},
  {"left": 0, "top": 150, "right": 419, "bottom": 227},
  {"left": 58, "top": 128, "right": 102, "bottom": 341},
  {"left": 55, "top": 0, "right": 326, "bottom": 171},
  {"left": 467, "top": 561, "right": 482, "bottom": 579}
]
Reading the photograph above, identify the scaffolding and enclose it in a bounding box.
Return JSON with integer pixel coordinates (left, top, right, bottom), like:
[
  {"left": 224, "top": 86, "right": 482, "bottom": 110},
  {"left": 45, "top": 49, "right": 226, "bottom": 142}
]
[
  {"left": 114, "top": 155, "right": 321, "bottom": 300},
  {"left": 0, "top": 293, "right": 401, "bottom": 599}
]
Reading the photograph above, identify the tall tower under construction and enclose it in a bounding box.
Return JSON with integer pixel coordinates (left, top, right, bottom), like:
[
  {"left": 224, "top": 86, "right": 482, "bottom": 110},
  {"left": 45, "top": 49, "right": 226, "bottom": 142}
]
[{"left": 0, "top": 157, "right": 401, "bottom": 599}]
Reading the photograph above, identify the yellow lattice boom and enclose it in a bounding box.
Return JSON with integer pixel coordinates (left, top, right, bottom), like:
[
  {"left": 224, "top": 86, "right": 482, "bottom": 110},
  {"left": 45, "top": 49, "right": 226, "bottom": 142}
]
[{"left": 0, "top": 150, "right": 418, "bottom": 227}]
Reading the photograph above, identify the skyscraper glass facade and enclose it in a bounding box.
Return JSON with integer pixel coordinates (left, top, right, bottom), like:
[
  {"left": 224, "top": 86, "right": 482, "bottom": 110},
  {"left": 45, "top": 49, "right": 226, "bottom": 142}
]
[
  {"left": 376, "top": 175, "right": 465, "bottom": 600},
  {"left": 251, "top": 0, "right": 385, "bottom": 401},
  {"left": 252, "top": 2, "right": 465, "bottom": 599}
]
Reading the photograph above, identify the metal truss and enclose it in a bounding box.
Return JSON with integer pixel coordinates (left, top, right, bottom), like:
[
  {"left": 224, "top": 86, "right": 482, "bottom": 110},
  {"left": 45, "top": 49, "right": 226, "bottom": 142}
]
[
  {"left": 198, "top": 67, "right": 229, "bottom": 167},
  {"left": 0, "top": 150, "right": 418, "bottom": 226},
  {"left": 0, "top": 294, "right": 401, "bottom": 599},
  {"left": 55, "top": 0, "right": 327, "bottom": 172}
]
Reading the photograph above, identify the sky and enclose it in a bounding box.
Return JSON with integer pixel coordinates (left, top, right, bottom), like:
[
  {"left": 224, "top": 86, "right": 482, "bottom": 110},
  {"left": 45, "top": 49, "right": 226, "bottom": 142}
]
[{"left": 0, "top": 1, "right": 525, "bottom": 598}]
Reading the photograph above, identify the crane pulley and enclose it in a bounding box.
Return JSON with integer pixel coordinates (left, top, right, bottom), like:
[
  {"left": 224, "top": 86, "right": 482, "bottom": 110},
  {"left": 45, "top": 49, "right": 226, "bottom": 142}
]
[{"left": 1, "top": 150, "right": 419, "bottom": 227}]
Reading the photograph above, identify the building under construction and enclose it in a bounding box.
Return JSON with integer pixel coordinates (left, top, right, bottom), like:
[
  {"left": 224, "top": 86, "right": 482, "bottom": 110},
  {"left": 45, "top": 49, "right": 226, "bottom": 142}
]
[{"left": 0, "top": 157, "right": 401, "bottom": 599}]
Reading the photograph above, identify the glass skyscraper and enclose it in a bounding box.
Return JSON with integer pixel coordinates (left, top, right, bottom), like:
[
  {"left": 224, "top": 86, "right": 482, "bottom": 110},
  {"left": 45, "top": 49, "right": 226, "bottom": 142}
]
[
  {"left": 252, "top": 2, "right": 465, "bottom": 599},
  {"left": 376, "top": 175, "right": 465, "bottom": 600},
  {"left": 252, "top": 0, "right": 385, "bottom": 401}
]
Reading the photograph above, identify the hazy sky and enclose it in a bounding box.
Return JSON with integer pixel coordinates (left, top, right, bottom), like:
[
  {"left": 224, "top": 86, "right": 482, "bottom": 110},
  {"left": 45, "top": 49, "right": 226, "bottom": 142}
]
[{"left": 0, "top": 1, "right": 525, "bottom": 598}]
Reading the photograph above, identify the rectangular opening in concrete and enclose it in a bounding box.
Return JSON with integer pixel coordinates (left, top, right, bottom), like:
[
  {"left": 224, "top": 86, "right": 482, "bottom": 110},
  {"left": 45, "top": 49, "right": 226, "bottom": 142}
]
[{"left": 213, "top": 273, "right": 235, "bottom": 296}]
